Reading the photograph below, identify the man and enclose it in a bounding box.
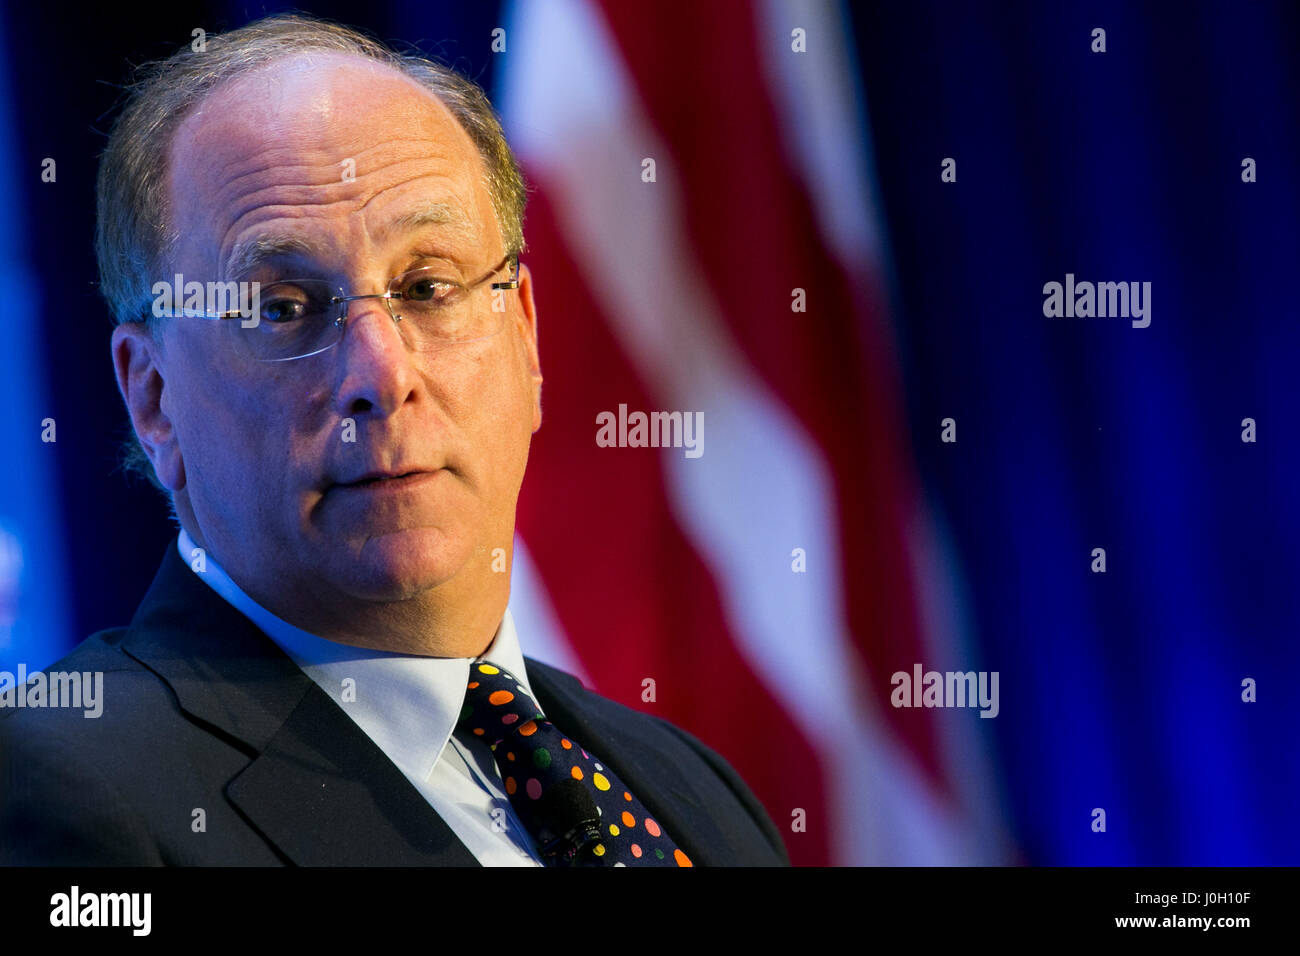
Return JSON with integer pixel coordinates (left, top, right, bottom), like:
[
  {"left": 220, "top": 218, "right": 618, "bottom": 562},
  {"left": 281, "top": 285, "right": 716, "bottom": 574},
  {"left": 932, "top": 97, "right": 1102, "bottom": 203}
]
[{"left": 0, "top": 14, "right": 787, "bottom": 866}]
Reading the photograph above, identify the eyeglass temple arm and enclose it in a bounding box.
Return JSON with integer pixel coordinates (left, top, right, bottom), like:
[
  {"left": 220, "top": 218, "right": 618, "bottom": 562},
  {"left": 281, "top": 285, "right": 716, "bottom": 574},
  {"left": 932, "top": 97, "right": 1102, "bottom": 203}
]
[
  {"left": 139, "top": 307, "right": 247, "bottom": 321},
  {"left": 489, "top": 253, "right": 521, "bottom": 291}
]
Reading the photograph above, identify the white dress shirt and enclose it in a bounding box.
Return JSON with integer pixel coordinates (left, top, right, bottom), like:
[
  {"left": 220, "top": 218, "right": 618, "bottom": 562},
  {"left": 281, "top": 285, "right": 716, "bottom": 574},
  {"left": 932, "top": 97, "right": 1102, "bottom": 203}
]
[{"left": 176, "top": 529, "right": 543, "bottom": 866}]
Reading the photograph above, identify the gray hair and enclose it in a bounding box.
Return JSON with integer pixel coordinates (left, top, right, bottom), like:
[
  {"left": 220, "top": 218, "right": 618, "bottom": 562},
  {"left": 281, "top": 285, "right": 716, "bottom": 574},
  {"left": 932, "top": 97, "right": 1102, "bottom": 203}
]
[{"left": 96, "top": 12, "right": 529, "bottom": 491}]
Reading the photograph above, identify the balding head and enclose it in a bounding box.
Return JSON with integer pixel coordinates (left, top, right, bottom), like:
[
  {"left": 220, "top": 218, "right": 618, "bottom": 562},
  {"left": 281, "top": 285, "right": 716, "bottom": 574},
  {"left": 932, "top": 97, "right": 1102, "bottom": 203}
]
[
  {"left": 96, "top": 13, "right": 528, "bottom": 491},
  {"left": 104, "top": 16, "right": 543, "bottom": 658}
]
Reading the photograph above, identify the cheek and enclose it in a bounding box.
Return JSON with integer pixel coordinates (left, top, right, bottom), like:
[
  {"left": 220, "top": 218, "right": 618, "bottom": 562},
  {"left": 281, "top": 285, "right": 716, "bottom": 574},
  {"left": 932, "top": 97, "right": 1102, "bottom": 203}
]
[
  {"left": 436, "top": 342, "right": 533, "bottom": 502},
  {"left": 185, "top": 400, "right": 257, "bottom": 496},
  {"left": 475, "top": 342, "right": 534, "bottom": 449},
  {"left": 171, "top": 355, "right": 289, "bottom": 508},
  {"left": 445, "top": 330, "right": 531, "bottom": 419}
]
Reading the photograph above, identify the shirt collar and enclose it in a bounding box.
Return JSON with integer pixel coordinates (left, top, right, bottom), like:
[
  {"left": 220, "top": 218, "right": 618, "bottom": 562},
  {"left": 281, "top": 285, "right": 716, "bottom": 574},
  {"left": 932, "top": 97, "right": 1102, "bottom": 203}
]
[{"left": 174, "top": 528, "right": 532, "bottom": 782}]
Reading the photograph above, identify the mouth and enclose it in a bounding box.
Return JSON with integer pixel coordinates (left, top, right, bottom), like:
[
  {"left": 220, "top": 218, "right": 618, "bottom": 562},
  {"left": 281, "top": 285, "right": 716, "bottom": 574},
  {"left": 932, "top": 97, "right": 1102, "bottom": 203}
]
[{"left": 329, "top": 469, "right": 442, "bottom": 494}]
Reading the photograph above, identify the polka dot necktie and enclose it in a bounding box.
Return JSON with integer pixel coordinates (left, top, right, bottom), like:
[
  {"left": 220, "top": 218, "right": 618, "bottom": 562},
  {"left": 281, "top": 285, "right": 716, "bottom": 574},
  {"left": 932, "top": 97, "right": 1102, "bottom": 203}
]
[{"left": 456, "top": 660, "right": 693, "bottom": 867}]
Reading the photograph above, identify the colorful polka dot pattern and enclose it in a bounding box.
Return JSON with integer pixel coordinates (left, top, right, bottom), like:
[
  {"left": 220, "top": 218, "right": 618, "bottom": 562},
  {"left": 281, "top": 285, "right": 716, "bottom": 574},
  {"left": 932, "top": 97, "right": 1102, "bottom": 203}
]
[{"left": 457, "top": 660, "right": 692, "bottom": 868}]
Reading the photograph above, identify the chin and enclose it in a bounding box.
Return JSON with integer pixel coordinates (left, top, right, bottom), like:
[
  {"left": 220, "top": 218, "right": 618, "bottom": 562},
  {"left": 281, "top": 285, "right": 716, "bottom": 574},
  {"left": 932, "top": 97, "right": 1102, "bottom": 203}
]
[{"left": 341, "top": 526, "right": 470, "bottom": 600}]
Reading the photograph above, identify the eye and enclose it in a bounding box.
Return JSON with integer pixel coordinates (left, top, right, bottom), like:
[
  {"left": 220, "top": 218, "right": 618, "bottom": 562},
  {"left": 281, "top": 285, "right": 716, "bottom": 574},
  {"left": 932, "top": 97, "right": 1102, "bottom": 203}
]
[
  {"left": 262, "top": 296, "right": 305, "bottom": 324},
  {"left": 258, "top": 282, "right": 333, "bottom": 324},
  {"left": 398, "top": 273, "right": 458, "bottom": 304}
]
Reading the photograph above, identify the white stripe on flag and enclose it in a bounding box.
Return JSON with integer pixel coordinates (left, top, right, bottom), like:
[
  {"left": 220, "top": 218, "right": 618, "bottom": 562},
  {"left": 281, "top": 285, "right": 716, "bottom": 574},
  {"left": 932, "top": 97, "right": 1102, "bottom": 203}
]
[{"left": 756, "top": 0, "right": 885, "bottom": 266}]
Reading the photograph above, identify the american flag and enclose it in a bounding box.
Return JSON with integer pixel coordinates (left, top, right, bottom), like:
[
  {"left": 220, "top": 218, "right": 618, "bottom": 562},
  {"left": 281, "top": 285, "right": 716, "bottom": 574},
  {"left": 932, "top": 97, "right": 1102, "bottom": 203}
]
[{"left": 494, "top": 0, "right": 1012, "bottom": 866}]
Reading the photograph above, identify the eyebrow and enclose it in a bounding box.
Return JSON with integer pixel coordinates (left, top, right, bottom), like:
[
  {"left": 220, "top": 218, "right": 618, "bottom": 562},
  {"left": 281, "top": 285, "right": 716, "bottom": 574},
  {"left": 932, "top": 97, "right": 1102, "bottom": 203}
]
[
  {"left": 380, "top": 201, "right": 468, "bottom": 239},
  {"left": 225, "top": 234, "right": 330, "bottom": 281},
  {"left": 223, "top": 202, "right": 472, "bottom": 279}
]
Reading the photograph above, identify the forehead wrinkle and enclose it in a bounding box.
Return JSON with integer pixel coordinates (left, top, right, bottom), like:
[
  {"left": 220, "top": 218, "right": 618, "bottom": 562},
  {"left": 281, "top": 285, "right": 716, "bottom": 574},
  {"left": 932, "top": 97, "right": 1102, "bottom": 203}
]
[
  {"left": 356, "top": 171, "right": 485, "bottom": 249},
  {"left": 216, "top": 184, "right": 477, "bottom": 281},
  {"left": 347, "top": 135, "right": 462, "bottom": 166},
  {"left": 184, "top": 119, "right": 467, "bottom": 218},
  {"left": 207, "top": 153, "right": 477, "bottom": 243},
  {"left": 215, "top": 198, "right": 355, "bottom": 279},
  {"left": 208, "top": 155, "right": 345, "bottom": 207},
  {"left": 210, "top": 136, "right": 460, "bottom": 200}
]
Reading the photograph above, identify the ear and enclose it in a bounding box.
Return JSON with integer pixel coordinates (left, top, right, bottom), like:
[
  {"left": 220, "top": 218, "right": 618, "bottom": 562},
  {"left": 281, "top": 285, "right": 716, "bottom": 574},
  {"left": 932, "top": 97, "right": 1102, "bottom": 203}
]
[
  {"left": 514, "top": 262, "right": 543, "bottom": 433},
  {"left": 111, "top": 323, "right": 186, "bottom": 491}
]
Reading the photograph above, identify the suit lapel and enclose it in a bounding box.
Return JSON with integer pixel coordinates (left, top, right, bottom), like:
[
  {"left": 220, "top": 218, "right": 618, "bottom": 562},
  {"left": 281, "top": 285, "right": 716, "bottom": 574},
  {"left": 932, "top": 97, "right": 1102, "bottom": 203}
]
[
  {"left": 122, "top": 545, "right": 478, "bottom": 866},
  {"left": 224, "top": 682, "right": 478, "bottom": 866}
]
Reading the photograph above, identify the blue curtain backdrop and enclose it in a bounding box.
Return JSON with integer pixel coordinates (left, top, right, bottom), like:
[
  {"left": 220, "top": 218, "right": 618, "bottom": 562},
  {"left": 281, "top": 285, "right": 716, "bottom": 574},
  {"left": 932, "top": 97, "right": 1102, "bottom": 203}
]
[
  {"left": 1, "top": 0, "right": 1295, "bottom": 864},
  {"left": 852, "top": 1, "right": 1300, "bottom": 864},
  {"left": 0, "top": 16, "right": 70, "bottom": 675}
]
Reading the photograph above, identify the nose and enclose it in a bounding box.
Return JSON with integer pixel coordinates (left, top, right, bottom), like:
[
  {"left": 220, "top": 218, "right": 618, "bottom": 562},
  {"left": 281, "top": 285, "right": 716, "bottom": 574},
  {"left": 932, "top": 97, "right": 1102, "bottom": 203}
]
[{"left": 331, "top": 295, "right": 420, "bottom": 419}]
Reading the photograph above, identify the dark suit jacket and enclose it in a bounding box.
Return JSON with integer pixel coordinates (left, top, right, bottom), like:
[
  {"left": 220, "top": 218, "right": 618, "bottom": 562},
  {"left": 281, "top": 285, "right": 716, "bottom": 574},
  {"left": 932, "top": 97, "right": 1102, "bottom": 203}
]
[{"left": 0, "top": 545, "right": 789, "bottom": 865}]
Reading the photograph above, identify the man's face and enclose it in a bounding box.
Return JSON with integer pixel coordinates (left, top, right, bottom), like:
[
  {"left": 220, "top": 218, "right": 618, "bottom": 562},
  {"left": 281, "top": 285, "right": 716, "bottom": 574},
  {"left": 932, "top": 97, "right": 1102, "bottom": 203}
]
[{"left": 118, "top": 54, "right": 542, "bottom": 622}]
